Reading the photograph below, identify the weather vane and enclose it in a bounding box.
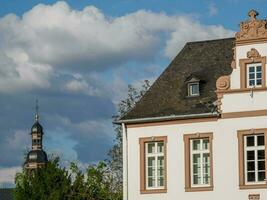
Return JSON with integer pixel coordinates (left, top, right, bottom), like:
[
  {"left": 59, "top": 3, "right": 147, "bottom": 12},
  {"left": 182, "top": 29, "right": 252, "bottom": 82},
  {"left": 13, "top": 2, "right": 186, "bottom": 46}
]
[{"left": 35, "top": 99, "right": 39, "bottom": 121}]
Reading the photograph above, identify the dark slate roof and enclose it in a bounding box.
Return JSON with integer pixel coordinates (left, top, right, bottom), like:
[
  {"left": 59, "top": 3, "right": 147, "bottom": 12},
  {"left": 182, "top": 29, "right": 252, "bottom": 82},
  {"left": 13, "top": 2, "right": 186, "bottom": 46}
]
[
  {"left": 0, "top": 189, "right": 13, "bottom": 200},
  {"left": 121, "top": 38, "right": 234, "bottom": 120},
  {"left": 26, "top": 149, "right": 48, "bottom": 164}
]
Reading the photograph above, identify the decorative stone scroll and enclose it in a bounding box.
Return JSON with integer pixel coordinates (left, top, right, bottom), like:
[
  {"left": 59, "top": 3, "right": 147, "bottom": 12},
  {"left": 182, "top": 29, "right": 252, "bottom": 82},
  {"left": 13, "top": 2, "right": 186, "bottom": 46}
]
[
  {"left": 215, "top": 75, "right": 230, "bottom": 113},
  {"left": 231, "top": 47, "right": 236, "bottom": 69},
  {"left": 247, "top": 48, "right": 261, "bottom": 59},
  {"left": 235, "top": 10, "right": 267, "bottom": 42},
  {"left": 216, "top": 75, "right": 230, "bottom": 91},
  {"left": 249, "top": 194, "right": 260, "bottom": 200}
]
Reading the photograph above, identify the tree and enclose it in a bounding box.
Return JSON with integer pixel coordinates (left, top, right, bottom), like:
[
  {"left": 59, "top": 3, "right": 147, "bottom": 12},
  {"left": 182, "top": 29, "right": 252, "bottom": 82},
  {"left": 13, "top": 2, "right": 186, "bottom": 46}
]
[
  {"left": 14, "top": 157, "right": 72, "bottom": 200},
  {"left": 108, "top": 80, "right": 150, "bottom": 197}
]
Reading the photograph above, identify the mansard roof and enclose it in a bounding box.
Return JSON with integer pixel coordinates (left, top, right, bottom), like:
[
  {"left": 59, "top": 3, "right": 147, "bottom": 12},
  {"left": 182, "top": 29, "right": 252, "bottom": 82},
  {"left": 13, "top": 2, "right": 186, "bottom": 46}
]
[{"left": 121, "top": 38, "right": 234, "bottom": 121}]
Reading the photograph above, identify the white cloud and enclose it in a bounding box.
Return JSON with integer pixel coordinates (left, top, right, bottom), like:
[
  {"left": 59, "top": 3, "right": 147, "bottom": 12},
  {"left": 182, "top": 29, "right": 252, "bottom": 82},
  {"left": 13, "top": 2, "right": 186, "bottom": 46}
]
[
  {"left": 0, "top": 166, "right": 21, "bottom": 186},
  {"left": 65, "top": 79, "right": 100, "bottom": 96},
  {"left": 0, "top": 1, "right": 234, "bottom": 93}
]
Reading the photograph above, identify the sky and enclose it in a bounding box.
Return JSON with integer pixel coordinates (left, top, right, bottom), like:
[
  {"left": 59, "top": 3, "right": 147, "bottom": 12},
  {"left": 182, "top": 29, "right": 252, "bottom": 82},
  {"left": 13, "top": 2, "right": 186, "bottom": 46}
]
[{"left": 0, "top": 0, "right": 267, "bottom": 187}]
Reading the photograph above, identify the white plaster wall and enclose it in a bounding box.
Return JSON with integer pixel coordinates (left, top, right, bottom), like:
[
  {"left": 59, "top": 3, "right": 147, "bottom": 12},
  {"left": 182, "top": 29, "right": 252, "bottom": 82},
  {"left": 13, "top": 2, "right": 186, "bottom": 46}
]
[
  {"left": 221, "top": 91, "right": 267, "bottom": 113},
  {"left": 126, "top": 116, "right": 267, "bottom": 200},
  {"left": 231, "top": 43, "right": 267, "bottom": 89}
]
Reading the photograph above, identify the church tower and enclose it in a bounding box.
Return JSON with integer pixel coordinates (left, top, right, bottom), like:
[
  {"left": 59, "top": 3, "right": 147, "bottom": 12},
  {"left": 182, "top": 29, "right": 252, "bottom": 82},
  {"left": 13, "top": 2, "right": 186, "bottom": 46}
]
[{"left": 25, "top": 100, "right": 48, "bottom": 169}]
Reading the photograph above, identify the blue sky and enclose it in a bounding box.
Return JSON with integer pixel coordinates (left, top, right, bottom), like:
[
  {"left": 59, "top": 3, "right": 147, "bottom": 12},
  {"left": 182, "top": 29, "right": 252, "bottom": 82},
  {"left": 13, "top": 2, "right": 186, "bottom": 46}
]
[{"left": 0, "top": 0, "right": 266, "bottom": 187}]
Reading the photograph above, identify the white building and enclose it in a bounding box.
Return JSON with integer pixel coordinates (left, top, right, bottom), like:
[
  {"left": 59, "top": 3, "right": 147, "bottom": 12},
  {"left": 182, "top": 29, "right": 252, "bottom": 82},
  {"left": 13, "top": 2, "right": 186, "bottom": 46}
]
[{"left": 116, "top": 10, "right": 267, "bottom": 200}]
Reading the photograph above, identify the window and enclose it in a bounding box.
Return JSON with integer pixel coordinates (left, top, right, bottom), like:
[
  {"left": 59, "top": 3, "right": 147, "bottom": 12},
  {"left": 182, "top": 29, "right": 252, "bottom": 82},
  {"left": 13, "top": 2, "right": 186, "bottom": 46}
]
[
  {"left": 244, "top": 135, "right": 265, "bottom": 184},
  {"left": 188, "top": 82, "right": 199, "bottom": 96},
  {"left": 184, "top": 133, "right": 213, "bottom": 192},
  {"left": 247, "top": 64, "right": 262, "bottom": 87},
  {"left": 190, "top": 139, "right": 210, "bottom": 187},
  {"left": 239, "top": 54, "right": 266, "bottom": 89},
  {"left": 146, "top": 142, "right": 164, "bottom": 189},
  {"left": 139, "top": 136, "right": 167, "bottom": 194},
  {"left": 237, "top": 129, "right": 267, "bottom": 189}
]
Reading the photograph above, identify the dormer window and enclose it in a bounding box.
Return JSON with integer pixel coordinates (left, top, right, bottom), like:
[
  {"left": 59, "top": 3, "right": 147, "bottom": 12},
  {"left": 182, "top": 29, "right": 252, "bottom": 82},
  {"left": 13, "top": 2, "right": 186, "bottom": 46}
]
[
  {"left": 247, "top": 63, "right": 262, "bottom": 88},
  {"left": 188, "top": 82, "right": 200, "bottom": 97}
]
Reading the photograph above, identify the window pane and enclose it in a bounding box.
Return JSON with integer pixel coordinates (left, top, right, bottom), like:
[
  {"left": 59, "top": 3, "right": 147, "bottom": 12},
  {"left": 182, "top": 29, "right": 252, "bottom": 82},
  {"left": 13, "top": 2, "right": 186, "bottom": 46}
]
[
  {"left": 193, "top": 154, "right": 201, "bottom": 164},
  {"left": 193, "top": 164, "right": 199, "bottom": 174},
  {"left": 249, "top": 80, "right": 255, "bottom": 86},
  {"left": 158, "top": 177, "right": 164, "bottom": 187},
  {"left": 202, "top": 139, "right": 209, "bottom": 150},
  {"left": 148, "top": 167, "right": 153, "bottom": 177},
  {"left": 203, "top": 175, "right": 210, "bottom": 184},
  {"left": 247, "top": 172, "right": 256, "bottom": 182},
  {"left": 249, "top": 67, "right": 255, "bottom": 73},
  {"left": 148, "top": 178, "right": 155, "bottom": 187},
  {"left": 191, "top": 84, "right": 199, "bottom": 95},
  {"left": 247, "top": 161, "right": 255, "bottom": 171},
  {"left": 246, "top": 136, "right": 255, "bottom": 147},
  {"left": 257, "top": 79, "right": 262, "bottom": 85},
  {"left": 158, "top": 156, "right": 164, "bottom": 168},
  {"left": 258, "top": 161, "right": 265, "bottom": 171},
  {"left": 249, "top": 73, "right": 255, "bottom": 79},
  {"left": 157, "top": 142, "right": 164, "bottom": 153},
  {"left": 193, "top": 175, "right": 201, "bottom": 185},
  {"left": 257, "top": 135, "right": 265, "bottom": 146},
  {"left": 258, "top": 172, "right": 265, "bottom": 182},
  {"left": 247, "top": 151, "right": 255, "bottom": 161},
  {"left": 193, "top": 140, "right": 201, "bottom": 150},
  {"left": 257, "top": 73, "right": 262, "bottom": 79},
  {"left": 147, "top": 143, "right": 155, "bottom": 154},
  {"left": 258, "top": 150, "right": 265, "bottom": 160},
  {"left": 203, "top": 153, "right": 210, "bottom": 163},
  {"left": 257, "top": 66, "right": 262, "bottom": 72},
  {"left": 148, "top": 157, "right": 155, "bottom": 167}
]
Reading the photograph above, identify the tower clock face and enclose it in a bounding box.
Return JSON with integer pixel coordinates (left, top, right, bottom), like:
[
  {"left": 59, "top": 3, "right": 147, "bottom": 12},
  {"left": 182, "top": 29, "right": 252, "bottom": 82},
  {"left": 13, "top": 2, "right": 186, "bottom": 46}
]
[{"left": 32, "top": 127, "right": 37, "bottom": 132}]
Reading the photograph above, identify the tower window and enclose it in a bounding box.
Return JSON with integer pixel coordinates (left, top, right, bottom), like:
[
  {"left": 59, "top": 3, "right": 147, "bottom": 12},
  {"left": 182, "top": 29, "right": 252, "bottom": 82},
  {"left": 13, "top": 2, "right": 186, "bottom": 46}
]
[{"left": 188, "top": 82, "right": 200, "bottom": 97}]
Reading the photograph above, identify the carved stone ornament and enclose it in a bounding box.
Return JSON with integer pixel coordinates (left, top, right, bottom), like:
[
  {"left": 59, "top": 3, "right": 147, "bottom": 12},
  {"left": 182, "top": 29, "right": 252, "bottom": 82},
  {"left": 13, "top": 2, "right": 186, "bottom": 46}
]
[
  {"left": 231, "top": 47, "right": 236, "bottom": 69},
  {"left": 235, "top": 9, "right": 267, "bottom": 41},
  {"left": 247, "top": 48, "right": 261, "bottom": 59},
  {"left": 249, "top": 194, "right": 260, "bottom": 200},
  {"left": 216, "top": 75, "right": 230, "bottom": 91}
]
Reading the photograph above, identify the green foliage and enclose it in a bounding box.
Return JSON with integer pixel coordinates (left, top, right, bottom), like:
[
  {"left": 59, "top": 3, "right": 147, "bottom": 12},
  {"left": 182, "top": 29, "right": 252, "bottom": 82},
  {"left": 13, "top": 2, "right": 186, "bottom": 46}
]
[{"left": 14, "top": 157, "right": 71, "bottom": 200}]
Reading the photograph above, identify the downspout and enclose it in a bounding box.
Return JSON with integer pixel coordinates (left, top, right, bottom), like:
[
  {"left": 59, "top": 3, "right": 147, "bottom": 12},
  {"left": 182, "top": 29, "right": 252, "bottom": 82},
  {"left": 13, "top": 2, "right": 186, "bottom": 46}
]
[{"left": 122, "top": 123, "right": 128, "bottom": 200}]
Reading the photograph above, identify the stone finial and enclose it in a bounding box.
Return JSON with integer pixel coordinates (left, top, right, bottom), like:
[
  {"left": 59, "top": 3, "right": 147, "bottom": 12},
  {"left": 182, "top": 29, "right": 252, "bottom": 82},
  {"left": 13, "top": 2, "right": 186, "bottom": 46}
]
[{"left": 248, "top": 9, "right": 259, "bottom": 20}]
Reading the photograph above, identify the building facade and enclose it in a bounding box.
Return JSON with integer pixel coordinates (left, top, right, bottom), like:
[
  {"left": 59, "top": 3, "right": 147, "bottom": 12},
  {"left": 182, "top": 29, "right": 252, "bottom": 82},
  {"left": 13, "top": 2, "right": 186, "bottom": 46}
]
[{"left": 118, "top": 10, "right": 267, "bottom": 200}]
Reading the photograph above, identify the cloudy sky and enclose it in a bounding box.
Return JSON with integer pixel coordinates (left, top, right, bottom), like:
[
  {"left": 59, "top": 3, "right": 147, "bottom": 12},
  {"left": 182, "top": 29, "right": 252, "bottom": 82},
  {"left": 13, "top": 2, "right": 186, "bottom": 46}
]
[{"left": 0, "top": 0, "right": 267, "bottom": 187}]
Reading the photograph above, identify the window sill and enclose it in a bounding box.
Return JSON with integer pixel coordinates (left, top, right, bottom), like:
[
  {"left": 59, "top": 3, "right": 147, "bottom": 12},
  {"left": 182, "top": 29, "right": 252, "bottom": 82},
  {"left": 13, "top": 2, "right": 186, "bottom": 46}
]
[
  {"left": 239, "top": 184, "right": 267, "bottom": 190},
  {"left": 186, "top": 95, "right": 200, "bottom": 98},
  {"left": 185, "top": 186, "right": 213, "bottom": 192},
  {"left": 140, "top": 188, "right": 167, "bottom": 194}
]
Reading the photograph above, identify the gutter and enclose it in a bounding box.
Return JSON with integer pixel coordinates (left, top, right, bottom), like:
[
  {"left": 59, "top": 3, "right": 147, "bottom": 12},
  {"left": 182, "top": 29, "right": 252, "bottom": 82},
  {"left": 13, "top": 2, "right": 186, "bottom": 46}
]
[{"left": 114, "top": 112, "right": 219, "bottom": 125}]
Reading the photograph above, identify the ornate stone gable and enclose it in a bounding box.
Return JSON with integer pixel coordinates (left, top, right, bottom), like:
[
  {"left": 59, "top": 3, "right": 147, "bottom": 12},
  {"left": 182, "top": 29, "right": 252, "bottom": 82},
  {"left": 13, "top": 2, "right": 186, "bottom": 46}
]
[{"left": 236, "top": 10, "right": 267, "bottom": 42}]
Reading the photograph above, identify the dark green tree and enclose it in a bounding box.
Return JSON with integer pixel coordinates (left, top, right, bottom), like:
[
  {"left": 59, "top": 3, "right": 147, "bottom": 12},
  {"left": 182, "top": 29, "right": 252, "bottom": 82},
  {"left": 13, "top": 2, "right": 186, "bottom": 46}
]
[{"left": 14, "top": 157, "right": 72, "bottom": 200}]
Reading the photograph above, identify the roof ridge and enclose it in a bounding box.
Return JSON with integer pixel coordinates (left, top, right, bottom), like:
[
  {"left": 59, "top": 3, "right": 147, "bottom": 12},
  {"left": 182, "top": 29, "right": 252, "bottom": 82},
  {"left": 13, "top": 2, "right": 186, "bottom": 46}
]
[{"left": 186, "top": 37, "right": 235, "bottom": 45}]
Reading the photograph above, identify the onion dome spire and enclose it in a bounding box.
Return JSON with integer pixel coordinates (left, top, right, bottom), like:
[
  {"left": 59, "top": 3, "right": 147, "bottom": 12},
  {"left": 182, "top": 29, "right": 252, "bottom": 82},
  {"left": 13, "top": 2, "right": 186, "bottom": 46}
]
[{"left": 25, "top": 99, "right": 48, "bottom": 170}]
